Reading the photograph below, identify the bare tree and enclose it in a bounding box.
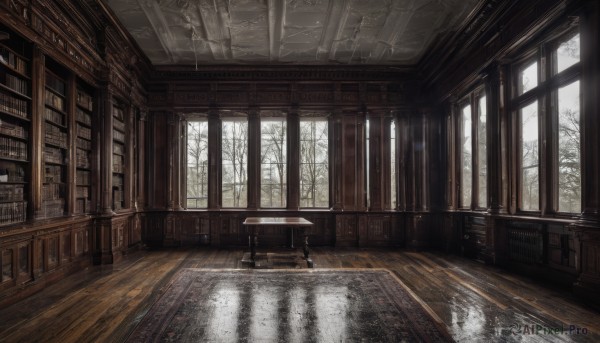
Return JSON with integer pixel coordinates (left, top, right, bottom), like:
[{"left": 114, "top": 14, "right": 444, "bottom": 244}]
[
  {"left": 187, "top": 122, "right": 208, "bottom": 207},
  {"left": 558, "top": 108, "right": 581, "bottom": 212},
  {"left": 222, "top": 121, "right": 248, "bottom": 207},
  {"left": 261, "top": 121, "right": 286, "bottom": 207},
  {"left": 300, "top": 121, "right": 328, "bottom": 207}
]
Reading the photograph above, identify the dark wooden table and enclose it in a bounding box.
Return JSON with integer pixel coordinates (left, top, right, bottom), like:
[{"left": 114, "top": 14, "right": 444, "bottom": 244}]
[{"left": 242, "top": 217, "right": 314, "bottom": 268}]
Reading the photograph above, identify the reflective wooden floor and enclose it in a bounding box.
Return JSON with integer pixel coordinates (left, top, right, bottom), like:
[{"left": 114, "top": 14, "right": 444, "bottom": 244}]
[{"left": 0, "top": 247, "right": 599, "bottom": 342}]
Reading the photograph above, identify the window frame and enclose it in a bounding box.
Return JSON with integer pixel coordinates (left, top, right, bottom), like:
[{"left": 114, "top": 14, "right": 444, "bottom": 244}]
[
  {"left": 458, "top": 86, "right": 487, "bottom": 211},
  {"left": 510, "top": 28, "right": 582, "bottom": 215}
]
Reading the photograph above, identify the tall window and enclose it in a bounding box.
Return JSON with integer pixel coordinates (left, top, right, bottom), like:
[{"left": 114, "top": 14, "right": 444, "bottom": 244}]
[
  {"left": 520, "top": 101, "right": 539, "bottom": 211},
  {"left": 186, "top": 121, "right": 208, "bottom": 208},
  {"left": 459, "top": 90, "right": 487, "bottom": 209},
  {"left": 556, "top": 33, "right": 581, "bottom": 212},
  {"left": 557, "top": 80, "right": 580, "bottom": 212},
  {"left": 261, "top": 119, "right": 287, "bottom": 208},
  {"left": 222, "top": 119, "right": 248, "bottom": 208},
  {"left": 477, "top": 96, "right": 487, "bottom": 208},
  {"left": 300, "top": 119, "right": 329, "bottom": 208},
  {"left": 514, "top": 31, "right": 580, "bottom": 213},
  {"left": 461, "top": 104, "right": 472, "bottom": 208},
  {"left": 390, "top": 120, "right": 396, "bottom": 209}
]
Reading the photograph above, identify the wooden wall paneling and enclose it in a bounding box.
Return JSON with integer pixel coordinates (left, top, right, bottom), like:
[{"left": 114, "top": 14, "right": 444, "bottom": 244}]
[
  {"left": 141, "top": 212, "right": 164, "bottom": 247},
  {"left": 209, "top": 213, "right": 221, "bottom": 247},
  {"left": 341, "top": 115, "right": 358, "bottom": 210},
  {"left": 166, "top": 112, "right": 183, "bottom": 210},
  {"left": 247, "top": 109, "right": 260, "bottom": 210},
  {"left": 331, "top": 110, "right": 343, "bottom": 210},
  {"left": 366, "top": 214, "right": 394, "bottom": 247},
  {"left": 149, "top": 112, "right": 168, "bottom": 210},
  {"left": 368, "top": 114, "right": 383, "bottom": 211},
  {"left": 396, "top": 111, "right": 408, "bottom": 211},
  {"left": 219, "top": 213, "right": 245, "bottom": 247},
  {"left": 335, "top": 214, "right": 358, "bottom": 247},
  {"left": 208, "top": 112, "right": 221, "bottom": 209},
  {"left": 163, "top": 213, "right": 177, "bottom": 247},
  {"left": 287, "top": 108, "right": 300, "bottom": 210}
]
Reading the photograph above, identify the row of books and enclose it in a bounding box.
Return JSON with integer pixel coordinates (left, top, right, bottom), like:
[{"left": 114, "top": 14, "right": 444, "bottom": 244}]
[
  {"left": 0, "top": 119, "right": 27, "bottom": 139},
  {"left": 76, "top": 186, "right": 89, "bottom": 198},
  {"left": 74, "top": 198, "right": 90, "bottom": 214},
  {"left": 41, "top": 199, "right": 64, "bottom": 218},
  {"left": 42, "top": 183, "right": 63, "bottom": 200},
  {"left": 44, "top": 165, "right": 62, "bottom": 183},
  {"left": 76, "top": 108, "right": 91, "bottom": 126},
  {"left": 113, "top": 190, "right": 123, "bottom": 210},
  {"left": 76, "top": 148, "right": 90, "bottom": 169},
  {"left": 45, "top": 107, "right": 65, "bottom": 126},
  {"left": 0, "top": 90, "right": 29, "bottom": 118},
  {"left": 45, "top": 90, "right": 64, "bottom": 111},
  {"left": 43, "top": 146, "right": 63, "bottom": 164},
  {"left": 0, "top": 166, "right": 25, "bottom": 182},
  {"left": 46, "top": 73, "right": 65, "bottom": 96},
  {"left": 113, "top": 106, "right": 124, "bottom": 121},
  {"left": 0, "top": 137, "right": 27, "bottom": 160},
  {"left": 76, "top": 170, "right": 90, "bottom": 186},
  {"left": 45, "top": 123, "right": 68, "bottom": 148},
  {"left": 77, "top": 137, "right": 91, "bottom": 150},
  {"left": 77, "top": 124, "right": 91, "bottom": 140},
  {"left": 0, "top": 184, "right": 24, "bottom": 202},
  {"left": 76, "top": 90, "right": 93, "bottom": 111},
  {"left": 0, "top": 201, "right": 27, "bottom": 225},
  {"left": 113, "top": 174, "right": 123, "bottom": 186},
  {"left": 113, "top": 154, "right": 124, "bottom": 173},
  {"left": 3, "top": 72, "right": 29, "bottom": 96},
  {"left": 113, "top": 143, "right": 124, "bottom": 155},
  {"left": 113, "top": 119, "right": 125, "bottom": 132},
  {"left": 113, "top": 129, "right": 125, "bottom": 142},
  {"left": 0, "top": 47, "right": 28, "bottom": 76}
]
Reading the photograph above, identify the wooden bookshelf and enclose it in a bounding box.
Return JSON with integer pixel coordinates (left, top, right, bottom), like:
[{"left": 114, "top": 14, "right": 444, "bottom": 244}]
[
  {"left": 74, "top": 85, "right": 93, "bottom": 214},
  {"left": 112, "top": 103, "right": 125, "bottom": 211},
  {"left": 0, "top": 39, "right": 30, "bottom": 226},
  {"left": 42, "top": 69, "right": 67, "bottom": 218}
]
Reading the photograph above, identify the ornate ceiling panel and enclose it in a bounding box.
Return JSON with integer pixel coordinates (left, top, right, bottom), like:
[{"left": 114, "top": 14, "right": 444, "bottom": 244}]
[{"left": 106, "top": 0, "right": 479, "bottom": 65}]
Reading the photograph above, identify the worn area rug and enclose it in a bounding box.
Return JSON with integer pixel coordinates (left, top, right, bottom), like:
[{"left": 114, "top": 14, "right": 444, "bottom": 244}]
[{"left": 127, "top": 269, "right": 453, "bottom": 342}]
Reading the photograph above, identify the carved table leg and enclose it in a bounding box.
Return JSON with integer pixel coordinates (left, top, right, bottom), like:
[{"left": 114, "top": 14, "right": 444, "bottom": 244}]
[{"left": 303, "top": 228, "right": 313, "bottom": 268}]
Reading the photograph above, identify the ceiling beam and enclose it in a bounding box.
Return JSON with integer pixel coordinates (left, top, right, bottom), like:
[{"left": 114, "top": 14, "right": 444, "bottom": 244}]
[
  {"left": 267, "top": 0, "right": 286, "bottom": 61},
  {"left": 315, "top": 0, "right": 350, "bottom": 61},
  {"left": 367, "top": 0, "right": 417, "bottom": 63},
  {"left": 196, "top": 0, "right": 233, "bottom": 61},
  {"left": 137, "top": 0, "right": 180, "bottom": 63}
]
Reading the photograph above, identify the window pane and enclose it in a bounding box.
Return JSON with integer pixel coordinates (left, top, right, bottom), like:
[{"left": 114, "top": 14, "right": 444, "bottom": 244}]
[
  {"left": 300, "top": 120, "right": 329, "bottom": 208},
  {"left": 556, "top": 33, "right": 580, "bottom": 74},
  {"left": 390, "top": 121, "right": 396, "bottom": 209},
  {"left": 520, "top": 101, "right": 539, "bottom": 211},
  {"left": 558, "top": 80, "right": 581, "bottom": 213},
  {"left": 478, "top": 96, "right": 487, "bottom": 208},
  {"left": 186, "top": 121, "right": 209, "bottom": 208},
  {"left": 222, "top": 119, "right": 248, "bottom": 208},
  {"left": 261, "top": 120, "right": 287, "bottom": 208},
  {"left": 519, "top": 62, "right": 538, "bottom": 95},
  {"left": 461, "top": 105, "right": 472, "bottom": 208}
]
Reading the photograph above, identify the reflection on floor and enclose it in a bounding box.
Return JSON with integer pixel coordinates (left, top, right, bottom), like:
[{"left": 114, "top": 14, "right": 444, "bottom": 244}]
[{"left": 0, "top": 248, "right": 599, "bottom": 342}]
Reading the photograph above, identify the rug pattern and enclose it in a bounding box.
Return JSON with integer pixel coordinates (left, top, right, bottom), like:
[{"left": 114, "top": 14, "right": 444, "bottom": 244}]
[{"left": 127, "top": 269, "right": 453, "bottom": 342}]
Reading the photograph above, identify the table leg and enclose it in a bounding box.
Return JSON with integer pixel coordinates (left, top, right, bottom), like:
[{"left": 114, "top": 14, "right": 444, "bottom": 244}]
[{"left": 303, "top": 229, "right": 313, "bottom": 268}]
